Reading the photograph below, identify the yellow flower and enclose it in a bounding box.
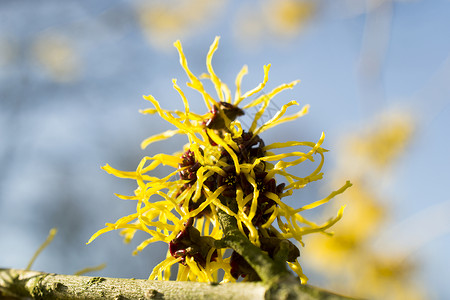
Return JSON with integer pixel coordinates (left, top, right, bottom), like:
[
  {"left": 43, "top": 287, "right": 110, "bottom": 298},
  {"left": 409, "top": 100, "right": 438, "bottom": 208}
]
[
  {"left": 304, "top": 111, "right": 427, "bottom": 299},
  {"left": 88, "top": 36, "right": 351, "bottom": 283},
  {"left": 233, "top": 0, "right": 316, "bottom": 47},
  {"left": 341, "top": 111, "right": 414, "bottom": 173},
  {"left": 136, "top": 0, "right": 225, "bottom": 51},
  {"left": 32, "top": 31, "right": 80, "bottom": 82},
  {"left": 305, "top": 180, "right": 386, "bottom": 273},
  {"left": 264, "top": 0, "right": 315, "bottom": 37}
]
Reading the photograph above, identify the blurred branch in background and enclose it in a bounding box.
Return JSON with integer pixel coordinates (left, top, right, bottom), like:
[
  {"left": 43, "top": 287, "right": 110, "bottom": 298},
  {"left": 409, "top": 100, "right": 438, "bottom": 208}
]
[{"left": 357, "top": 0, "right": 393, "bottom": 113}]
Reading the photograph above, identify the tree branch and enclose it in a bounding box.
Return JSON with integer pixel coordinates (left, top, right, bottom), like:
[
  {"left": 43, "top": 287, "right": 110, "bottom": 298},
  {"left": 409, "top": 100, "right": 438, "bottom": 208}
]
[
  {"left": 0, "top": 269, "right": 355, "bottom": 300},
  {"left": 216, "top": 208, "right": 291, "bottom": 283}
]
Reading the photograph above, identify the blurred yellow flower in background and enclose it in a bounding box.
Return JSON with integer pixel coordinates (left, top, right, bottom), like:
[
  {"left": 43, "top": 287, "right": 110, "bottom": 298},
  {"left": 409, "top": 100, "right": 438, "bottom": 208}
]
[
  {"left": 32, "top": 31, "right": 81, "bottom": 82},
  {"left": 136, "top": 0, "right": 226, "bottom": 51},
  {"left": 264, "top": 0, "right": 316, "bottom": 37},
  {"left": 348, "top": 111, "right": 414, "bottom": 171},
  {"left": 306, "top": 181, "right": 385, "bottom": 271},
  {"left": 134, "top": 0, "right": 315, "bottom": 51},
  {"left": 305, "top": 110, "right": 427, "bottom": 299},
  {"left": 233, "top": 0, "right": 316, "bottom": 47}
]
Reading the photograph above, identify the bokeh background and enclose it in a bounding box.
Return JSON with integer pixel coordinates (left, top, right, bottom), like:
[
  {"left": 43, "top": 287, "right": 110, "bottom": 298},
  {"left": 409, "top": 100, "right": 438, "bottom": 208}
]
[{"left": 1, "top": 0, "right": 449, "bottom": 299}]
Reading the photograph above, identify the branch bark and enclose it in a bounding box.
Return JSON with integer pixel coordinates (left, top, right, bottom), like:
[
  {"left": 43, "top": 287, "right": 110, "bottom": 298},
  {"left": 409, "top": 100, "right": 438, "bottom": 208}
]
[{"left": 0, "top": 269, "right": 354, "bottom": 300}]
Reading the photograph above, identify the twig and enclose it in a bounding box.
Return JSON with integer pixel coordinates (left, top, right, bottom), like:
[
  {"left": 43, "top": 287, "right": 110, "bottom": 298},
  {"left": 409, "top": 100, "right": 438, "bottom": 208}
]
[{"left": 0, "top": 268, "right": 354, "bottom": 300}]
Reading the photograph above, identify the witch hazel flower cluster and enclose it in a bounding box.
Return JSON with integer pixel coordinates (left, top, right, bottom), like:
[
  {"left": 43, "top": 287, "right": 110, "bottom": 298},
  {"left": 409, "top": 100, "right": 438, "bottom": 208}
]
[{"left": 88, "top": 36, "right": 351, "bottom": 283}]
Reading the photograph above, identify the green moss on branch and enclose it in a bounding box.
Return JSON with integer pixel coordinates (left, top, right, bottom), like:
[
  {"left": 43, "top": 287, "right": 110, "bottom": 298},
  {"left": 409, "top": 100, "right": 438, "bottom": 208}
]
[{"left": 0, "top": 268, "right": 356, "bottom": 300}]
